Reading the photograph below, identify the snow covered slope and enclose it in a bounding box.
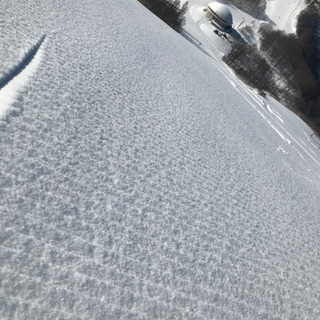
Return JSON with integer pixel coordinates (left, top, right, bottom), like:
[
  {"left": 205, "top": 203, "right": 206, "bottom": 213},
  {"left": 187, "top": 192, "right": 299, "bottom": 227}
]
[
  {"left": 182, "top": 0, "right": 262, "bottom": 55},
  {"left": 266, "top": 0, "right": 307, "bottom": 33},
  {"left": 1, "top": 0, "right": 320, "bottom": 319},
  {"left": 183, "top": 0, "right": 320, "bottom": 171}
]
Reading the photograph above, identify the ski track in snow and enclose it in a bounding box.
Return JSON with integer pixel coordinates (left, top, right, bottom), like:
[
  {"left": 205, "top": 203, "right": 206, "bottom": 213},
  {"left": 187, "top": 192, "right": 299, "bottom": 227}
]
[
  {"left": 225, "top": 69, "right": 320, "bottom": 166},
  {"left": 0, "top": 35, "right": 46, "bottom": 119},
  {"left": 266, "top": 104, "right": 284, "bottom": 124},
  {"left": 197, "top": 31, "right": 320, "bottom": 167}
]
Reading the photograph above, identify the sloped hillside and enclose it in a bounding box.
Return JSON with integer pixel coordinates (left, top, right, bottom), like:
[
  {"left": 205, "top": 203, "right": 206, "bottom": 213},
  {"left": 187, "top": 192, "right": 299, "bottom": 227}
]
[
  {"left": 185, "top": 0, "right": 320, "bottom": 130},
  {"left": 1, "top": 0, "right": 320, "bottom": 319}
]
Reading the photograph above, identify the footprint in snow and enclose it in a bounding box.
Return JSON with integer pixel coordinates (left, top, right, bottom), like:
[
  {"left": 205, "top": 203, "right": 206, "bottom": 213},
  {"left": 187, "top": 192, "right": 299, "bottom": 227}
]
[{"left": 278, "top": 146, "right": 288, "bottom": 154}]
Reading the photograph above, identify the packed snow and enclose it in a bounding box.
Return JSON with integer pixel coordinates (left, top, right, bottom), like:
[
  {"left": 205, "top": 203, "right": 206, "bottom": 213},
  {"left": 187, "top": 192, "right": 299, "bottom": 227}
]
[{"left": 1, "top": 0, "right": 320, "bottom": 319}]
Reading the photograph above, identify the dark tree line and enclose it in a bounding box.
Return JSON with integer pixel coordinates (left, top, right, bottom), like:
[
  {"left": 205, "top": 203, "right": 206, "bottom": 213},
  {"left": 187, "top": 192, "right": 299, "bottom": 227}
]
[
  {"left": 224, "top": 16, "right": 320, "bottom": 131},
  {"left": 296, "top": 4, "right": 320, "bottom": 123},
  {"left": 138, "top": 0, "right": 188, "bottom": 32},
  {"left": 223, "top": 41, "right": 273, "bottom": 93},
  {"left": 259, "top": 24, "right": 320, "bottom": 116},
  {"left": 223, "top": 39, "right": 299, "bottom": 107},
  {"left": 297, "top": 5, "right": 320, "bottom": 83}
]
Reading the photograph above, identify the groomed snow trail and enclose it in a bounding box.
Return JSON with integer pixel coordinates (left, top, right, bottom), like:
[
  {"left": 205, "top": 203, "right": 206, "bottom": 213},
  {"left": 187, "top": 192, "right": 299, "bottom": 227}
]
[{"left": 1, "top": 1, "right": 320, "bottom": 319}]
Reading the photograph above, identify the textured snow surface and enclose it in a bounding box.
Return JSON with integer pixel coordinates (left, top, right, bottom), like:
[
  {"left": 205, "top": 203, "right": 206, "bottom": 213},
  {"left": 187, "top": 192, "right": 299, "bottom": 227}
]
[{"left": 1, "top": 0, "right": 320, "bottom": 319}]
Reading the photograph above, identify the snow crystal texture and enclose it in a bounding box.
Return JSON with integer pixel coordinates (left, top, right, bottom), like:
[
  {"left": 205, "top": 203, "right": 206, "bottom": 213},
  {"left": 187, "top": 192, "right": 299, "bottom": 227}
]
[{"left": 1, "top": 0, "right": 320, "bottom": 319}]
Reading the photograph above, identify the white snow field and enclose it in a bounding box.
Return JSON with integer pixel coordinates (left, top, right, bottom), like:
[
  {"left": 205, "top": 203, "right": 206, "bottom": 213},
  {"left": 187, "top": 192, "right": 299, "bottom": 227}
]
[
  {"left": 1, "top": 0, "right": 320, "bottom": 319},
  {"left": 265, "top": 0, "right": 307, "bottom": 33}
]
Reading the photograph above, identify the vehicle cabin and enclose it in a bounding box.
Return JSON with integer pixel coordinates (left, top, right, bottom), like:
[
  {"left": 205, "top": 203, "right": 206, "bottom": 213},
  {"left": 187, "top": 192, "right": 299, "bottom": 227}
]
[{"left": 207, "top": 2, "right": 233, "bottom": 31}]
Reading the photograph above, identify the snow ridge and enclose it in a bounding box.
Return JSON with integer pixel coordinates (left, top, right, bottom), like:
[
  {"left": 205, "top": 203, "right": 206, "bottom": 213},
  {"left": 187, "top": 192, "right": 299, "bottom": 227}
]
[{"left": 0, "top": 35, "right": 46, "bottom": 119}]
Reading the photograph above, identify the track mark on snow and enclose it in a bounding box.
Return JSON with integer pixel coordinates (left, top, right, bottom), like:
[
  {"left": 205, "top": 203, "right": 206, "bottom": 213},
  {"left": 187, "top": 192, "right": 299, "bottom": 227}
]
[
  {"left": 0, "top": 35, "right": 46, "bottom": 119},
  {"left": 278, "top": 146, "right": 288, "bottom": 154},
  {"left": 265, "top": 103, "right": 284, "bottom": 123}
]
